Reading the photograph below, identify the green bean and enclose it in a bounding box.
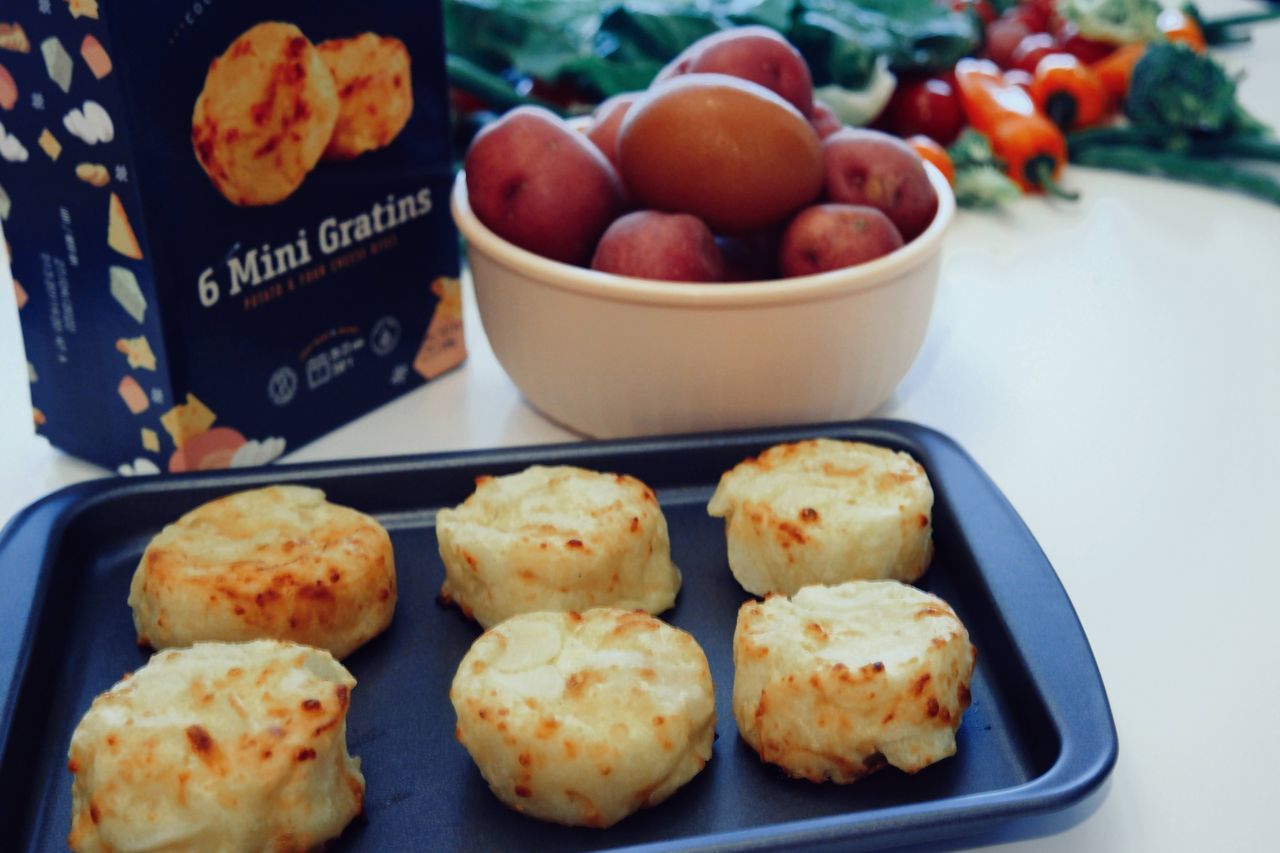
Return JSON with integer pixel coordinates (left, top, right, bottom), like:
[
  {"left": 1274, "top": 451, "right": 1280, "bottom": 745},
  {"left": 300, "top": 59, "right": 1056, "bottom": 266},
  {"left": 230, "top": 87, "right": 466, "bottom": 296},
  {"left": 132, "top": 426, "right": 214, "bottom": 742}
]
[{"left": 1071, "top": 144, "right": 1280, "bottom": 205}]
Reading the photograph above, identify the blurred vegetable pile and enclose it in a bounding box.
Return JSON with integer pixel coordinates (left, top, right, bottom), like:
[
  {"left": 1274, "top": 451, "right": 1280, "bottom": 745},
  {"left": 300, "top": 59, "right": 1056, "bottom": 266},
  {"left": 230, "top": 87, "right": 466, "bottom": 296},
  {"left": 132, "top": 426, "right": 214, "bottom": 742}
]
[
  {"left": 445, "top": 0, "right": 980, "bottom": 110},
  {"left": 445, "top": 0, "right": 1280, "bottom": 207}
]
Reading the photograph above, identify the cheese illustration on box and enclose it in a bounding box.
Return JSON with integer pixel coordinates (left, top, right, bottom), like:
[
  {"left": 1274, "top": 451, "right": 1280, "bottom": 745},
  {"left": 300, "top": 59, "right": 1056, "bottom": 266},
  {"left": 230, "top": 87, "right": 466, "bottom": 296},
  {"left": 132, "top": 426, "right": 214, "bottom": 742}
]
[
  {"left": 3, "top": 1, "right": 461, "bottom": 473},
  {"left": 0, "top": 64, "right": 16, "bottom": 110},
  {"left": 117, "top": 376, "right": 149, "bottom": 414},
  {"left": 108, "top": 267, "right": 146, "bottom": 323},
  {"left": 159, "top": 394, "right": 216, "bottom": 449},
  {"left": 75, "top": 162, "right": 109, "bottom": 187},
  {"left": 64, "top": 0, "right": 99, "bottom": 22},
  {"left": 40, "top": 37, "right": 72, "bottom": 93},
  {"left": 0, "top": 122, "right": 25, "bottom": 160},
  {"left": 116, "top": 335, "right": 155, "bottom": 371},
  {"left": 63, "top": 100, "right": 112, "bottom": 145},
  {"left": 415, "top": 276, "right": 466, "bottom": 380},
  {"left": 106, "top": 193, "right": 141, "bottom": 259},
  {"left": 117, "top": 457, "right": 159, "bottom": 477},
  {"left": 0, "top": 23, "right": 30, "bottom": 54},
  {"left": 37, "top": 128, "right": 60, "bottom": 160},
  {"left": 79, "top": 35, "right": 110, "bottom": 79}
]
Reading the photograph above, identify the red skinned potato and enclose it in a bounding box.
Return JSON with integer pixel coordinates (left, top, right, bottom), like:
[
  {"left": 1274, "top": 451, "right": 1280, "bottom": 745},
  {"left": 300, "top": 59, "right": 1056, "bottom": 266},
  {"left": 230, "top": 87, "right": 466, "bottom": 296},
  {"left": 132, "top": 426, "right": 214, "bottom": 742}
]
[
  {"left": 591, "top": 211, "right": 724, "bottom": 282},
  {"left": 617, "top": 74, "right": 823, "bottom": 234},
  {"left": 810, "top": 100, "right": 843, "bottom": 139},
  {"left": 822, "top": 128, "right": 939, "bottom": 242},
  {"left": 779, "top": 204, "right": 904, "bottom": 278},
  {"left": 655, "top": 26, "right": 814, "bottom": 117},
  {"left": 585, "top": 92, "right": 639, "bottom": 172},
  {"left": 465, "top": 106, "right": 626, "bottom": 266}
]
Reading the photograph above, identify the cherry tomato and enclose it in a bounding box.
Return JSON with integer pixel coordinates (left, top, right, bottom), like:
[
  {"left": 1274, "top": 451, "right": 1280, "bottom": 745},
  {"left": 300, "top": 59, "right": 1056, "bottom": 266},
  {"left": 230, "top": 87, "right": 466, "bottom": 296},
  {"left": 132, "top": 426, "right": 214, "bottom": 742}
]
[
  {"left": 1053, "top": 20, "right": 1116, "bottom": 64},
  {"left": 1011, "top": 33, "right": 1059, "bottom": 74},
  {"left": 881, "top": 76, "right": 966, "bottom": 146},
  {"left": 1020, "top": 0, "right": 1058, "bottom": 32},
  {"left": 985, "top": 15, "right": 1032, "bottom": 68},
  {"left": 949, "top": 0, "right": 997, "bottom": 25},
  {"left": 450, "top": 86, "right": 490, "bottom": 115},
  {"left": 1003, "top": 2, "right": 1051, "bottom": 34}
]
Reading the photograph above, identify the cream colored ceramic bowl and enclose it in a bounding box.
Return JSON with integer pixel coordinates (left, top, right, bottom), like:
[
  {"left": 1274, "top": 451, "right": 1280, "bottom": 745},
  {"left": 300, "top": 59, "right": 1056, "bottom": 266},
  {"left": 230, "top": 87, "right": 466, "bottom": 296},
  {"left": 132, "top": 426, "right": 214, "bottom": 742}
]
[{"left": 452, "top": 163, "right": 954, "bottom": 438}]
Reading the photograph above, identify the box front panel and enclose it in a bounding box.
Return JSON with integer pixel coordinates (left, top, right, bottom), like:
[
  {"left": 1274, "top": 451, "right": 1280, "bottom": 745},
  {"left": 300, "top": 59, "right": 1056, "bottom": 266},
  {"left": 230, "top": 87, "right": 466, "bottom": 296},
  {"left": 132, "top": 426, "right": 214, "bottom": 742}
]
[{"left": 111, "top": 0, "right": 462, "bottom": 471}]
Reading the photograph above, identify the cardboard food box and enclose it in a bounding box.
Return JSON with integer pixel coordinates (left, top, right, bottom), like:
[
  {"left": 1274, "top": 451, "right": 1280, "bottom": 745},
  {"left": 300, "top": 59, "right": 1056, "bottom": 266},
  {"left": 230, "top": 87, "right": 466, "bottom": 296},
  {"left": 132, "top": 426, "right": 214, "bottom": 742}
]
[{"left": 0, "top": 0, "right": 463, "bottom": 474}]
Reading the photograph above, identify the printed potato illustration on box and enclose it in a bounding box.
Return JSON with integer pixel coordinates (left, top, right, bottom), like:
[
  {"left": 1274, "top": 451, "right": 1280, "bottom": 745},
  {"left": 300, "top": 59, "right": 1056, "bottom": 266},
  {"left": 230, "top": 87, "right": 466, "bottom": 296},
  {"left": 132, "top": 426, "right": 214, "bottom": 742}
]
[{"left": 2, "top": 1, "right": 462, "bottom": 474}]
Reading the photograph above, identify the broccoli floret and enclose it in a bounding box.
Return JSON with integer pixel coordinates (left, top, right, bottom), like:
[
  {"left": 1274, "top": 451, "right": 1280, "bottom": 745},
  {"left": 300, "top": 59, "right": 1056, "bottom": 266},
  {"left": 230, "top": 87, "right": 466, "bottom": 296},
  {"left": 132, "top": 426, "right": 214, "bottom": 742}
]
[
  {"left": 1124, "top": 42, "right": 1269, "bottom": 136},
  {"left": 947, "top": 129, "right": 1023, "bottom": 209},
  {"left": 1055, "top": 0, "right": 1162, "bottom": 44}
]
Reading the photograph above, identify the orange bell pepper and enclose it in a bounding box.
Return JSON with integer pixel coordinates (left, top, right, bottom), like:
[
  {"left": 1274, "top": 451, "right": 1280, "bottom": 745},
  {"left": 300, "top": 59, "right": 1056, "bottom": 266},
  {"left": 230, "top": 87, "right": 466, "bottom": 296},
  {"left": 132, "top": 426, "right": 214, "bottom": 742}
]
[
  {"left": 952, "top": 58, "right": 1075, "bottom": 197},
  {"left": 1090, "top": 43, "right": 1146, "bottom": 107},
  {"left": 1158, "top": 9, "right": 1207, "bottom": 52},
  {"left": 905, "top": 135, "right": 955, "bottom": 185},
  {"left": 1031, "top": 54, "right": 1108, "bottom": 130}
]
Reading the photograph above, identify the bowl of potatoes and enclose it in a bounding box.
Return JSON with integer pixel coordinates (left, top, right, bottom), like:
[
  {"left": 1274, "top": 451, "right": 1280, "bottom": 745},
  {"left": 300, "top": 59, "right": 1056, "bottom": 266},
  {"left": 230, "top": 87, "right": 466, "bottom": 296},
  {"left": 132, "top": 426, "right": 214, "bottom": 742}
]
[{"left": 452, "top": 27, "right": 955, "bottom": 438}]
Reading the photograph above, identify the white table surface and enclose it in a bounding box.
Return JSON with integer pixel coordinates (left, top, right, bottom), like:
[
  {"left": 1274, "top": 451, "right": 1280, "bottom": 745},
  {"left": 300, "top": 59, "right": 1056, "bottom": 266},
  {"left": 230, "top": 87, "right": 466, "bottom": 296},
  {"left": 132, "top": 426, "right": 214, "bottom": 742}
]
[{"left": 2, "top": 5, "right": 1279, "bottom": 849}]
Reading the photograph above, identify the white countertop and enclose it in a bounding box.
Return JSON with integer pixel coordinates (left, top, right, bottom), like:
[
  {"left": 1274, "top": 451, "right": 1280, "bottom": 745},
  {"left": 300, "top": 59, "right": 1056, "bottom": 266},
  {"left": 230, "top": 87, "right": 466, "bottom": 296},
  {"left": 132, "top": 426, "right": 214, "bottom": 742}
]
[{"left": 2, "top": 6, "right": 1279, "bottom": 849}]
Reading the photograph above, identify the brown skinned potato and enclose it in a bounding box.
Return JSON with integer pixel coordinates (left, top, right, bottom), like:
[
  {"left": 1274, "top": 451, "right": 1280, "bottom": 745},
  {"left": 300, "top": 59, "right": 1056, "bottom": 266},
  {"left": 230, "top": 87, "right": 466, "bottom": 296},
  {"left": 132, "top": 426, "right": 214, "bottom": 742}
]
[
  {"left": 585, "top": 93, "right": 640, "bottom": 173},
  {"left": 617, "top": 74, "right": 823, "bottom": 234},
  {"left": 810, "top": 99, "right": 843, "bottom": 140},
  {"left": 591, "top": 211, "right": 725, "bottom": 282},
  {"left": 779, "top": 204, "right": 904, "bottom": 277},
  {"left": 655, "top": 26, "right": 814, "bottom": 118},
  {"left": 822, "top": 128, "right": 939, "bottom": 242},
  {"left": 465, "top": 106, "right": 626, "bottom": 266}
]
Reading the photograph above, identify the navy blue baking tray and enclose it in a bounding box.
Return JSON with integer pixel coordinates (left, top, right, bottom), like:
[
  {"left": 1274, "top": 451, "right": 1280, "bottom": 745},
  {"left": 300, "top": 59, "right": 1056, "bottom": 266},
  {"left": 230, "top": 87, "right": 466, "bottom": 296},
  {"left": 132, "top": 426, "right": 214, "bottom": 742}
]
[{"left": 0, "top": 420, "right": 1116, "bottom": 851}]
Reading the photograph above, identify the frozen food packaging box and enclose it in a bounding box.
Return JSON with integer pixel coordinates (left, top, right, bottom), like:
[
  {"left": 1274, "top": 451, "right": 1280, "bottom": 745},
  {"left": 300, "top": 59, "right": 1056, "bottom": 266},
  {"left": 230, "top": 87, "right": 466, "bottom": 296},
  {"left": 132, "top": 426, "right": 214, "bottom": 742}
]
[{"left": 0, "top": 1, "right": 463, "bottom": 473}]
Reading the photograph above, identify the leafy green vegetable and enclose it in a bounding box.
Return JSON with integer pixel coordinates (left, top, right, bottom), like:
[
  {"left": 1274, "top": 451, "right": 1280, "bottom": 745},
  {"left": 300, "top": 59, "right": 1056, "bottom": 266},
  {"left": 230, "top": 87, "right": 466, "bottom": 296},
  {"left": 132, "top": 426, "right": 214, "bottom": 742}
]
[
  {"left": 788, "top": 10, "right": 880, "bottom": 89},
  {"left": 1055, "top": 0, "right": 1162, "bottom": 45},
  {"left": 1180, "top": 2, "right": 1280, "bottom": 47},
  {"left": 813, "top": 58, "right": 896, "bottom": 125},
  {"left": 799, "top": 0, "right": 979, "bottom": 75},
  {"left": 1067, "top": 45, "right": 1280, "bottom": 205},
  {"left": 947, "top": 130, "right": 1023, "bottom": 209},
  {"left": 1124, "top": 43, "right": 1269, "bottom": 136},
  {"left": 1071, "top": 145, "right": 1280, "bottom": 206},
  {"left": 443, "top": 0, "right": 980, "bottom": 104}
]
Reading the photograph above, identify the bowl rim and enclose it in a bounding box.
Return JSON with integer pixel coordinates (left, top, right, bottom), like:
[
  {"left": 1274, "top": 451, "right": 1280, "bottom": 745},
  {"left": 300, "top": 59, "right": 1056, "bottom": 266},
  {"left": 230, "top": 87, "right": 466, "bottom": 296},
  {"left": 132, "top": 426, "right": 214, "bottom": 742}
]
[{"left": 451, "top": 159, "right": 955, "bottom": 308}]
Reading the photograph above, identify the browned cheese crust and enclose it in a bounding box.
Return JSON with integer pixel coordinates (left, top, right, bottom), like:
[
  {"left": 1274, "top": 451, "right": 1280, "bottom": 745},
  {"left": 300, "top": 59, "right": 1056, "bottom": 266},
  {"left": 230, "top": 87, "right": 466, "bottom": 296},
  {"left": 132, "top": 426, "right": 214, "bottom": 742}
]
[
  {"left": 191, "top": 22, "right": 339, "bottom": 205},
  {"left": 128, "top": 485, "right": 396, "bottom": 659},
  {"left": 318, "top": 33, "right": 414, "bottom": 161},
  {"left": 67, "top": 641, "right": 364, "bottom": 852},
  {"left": 733, "top": 581, "right": 975, "bottom": 783}
]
